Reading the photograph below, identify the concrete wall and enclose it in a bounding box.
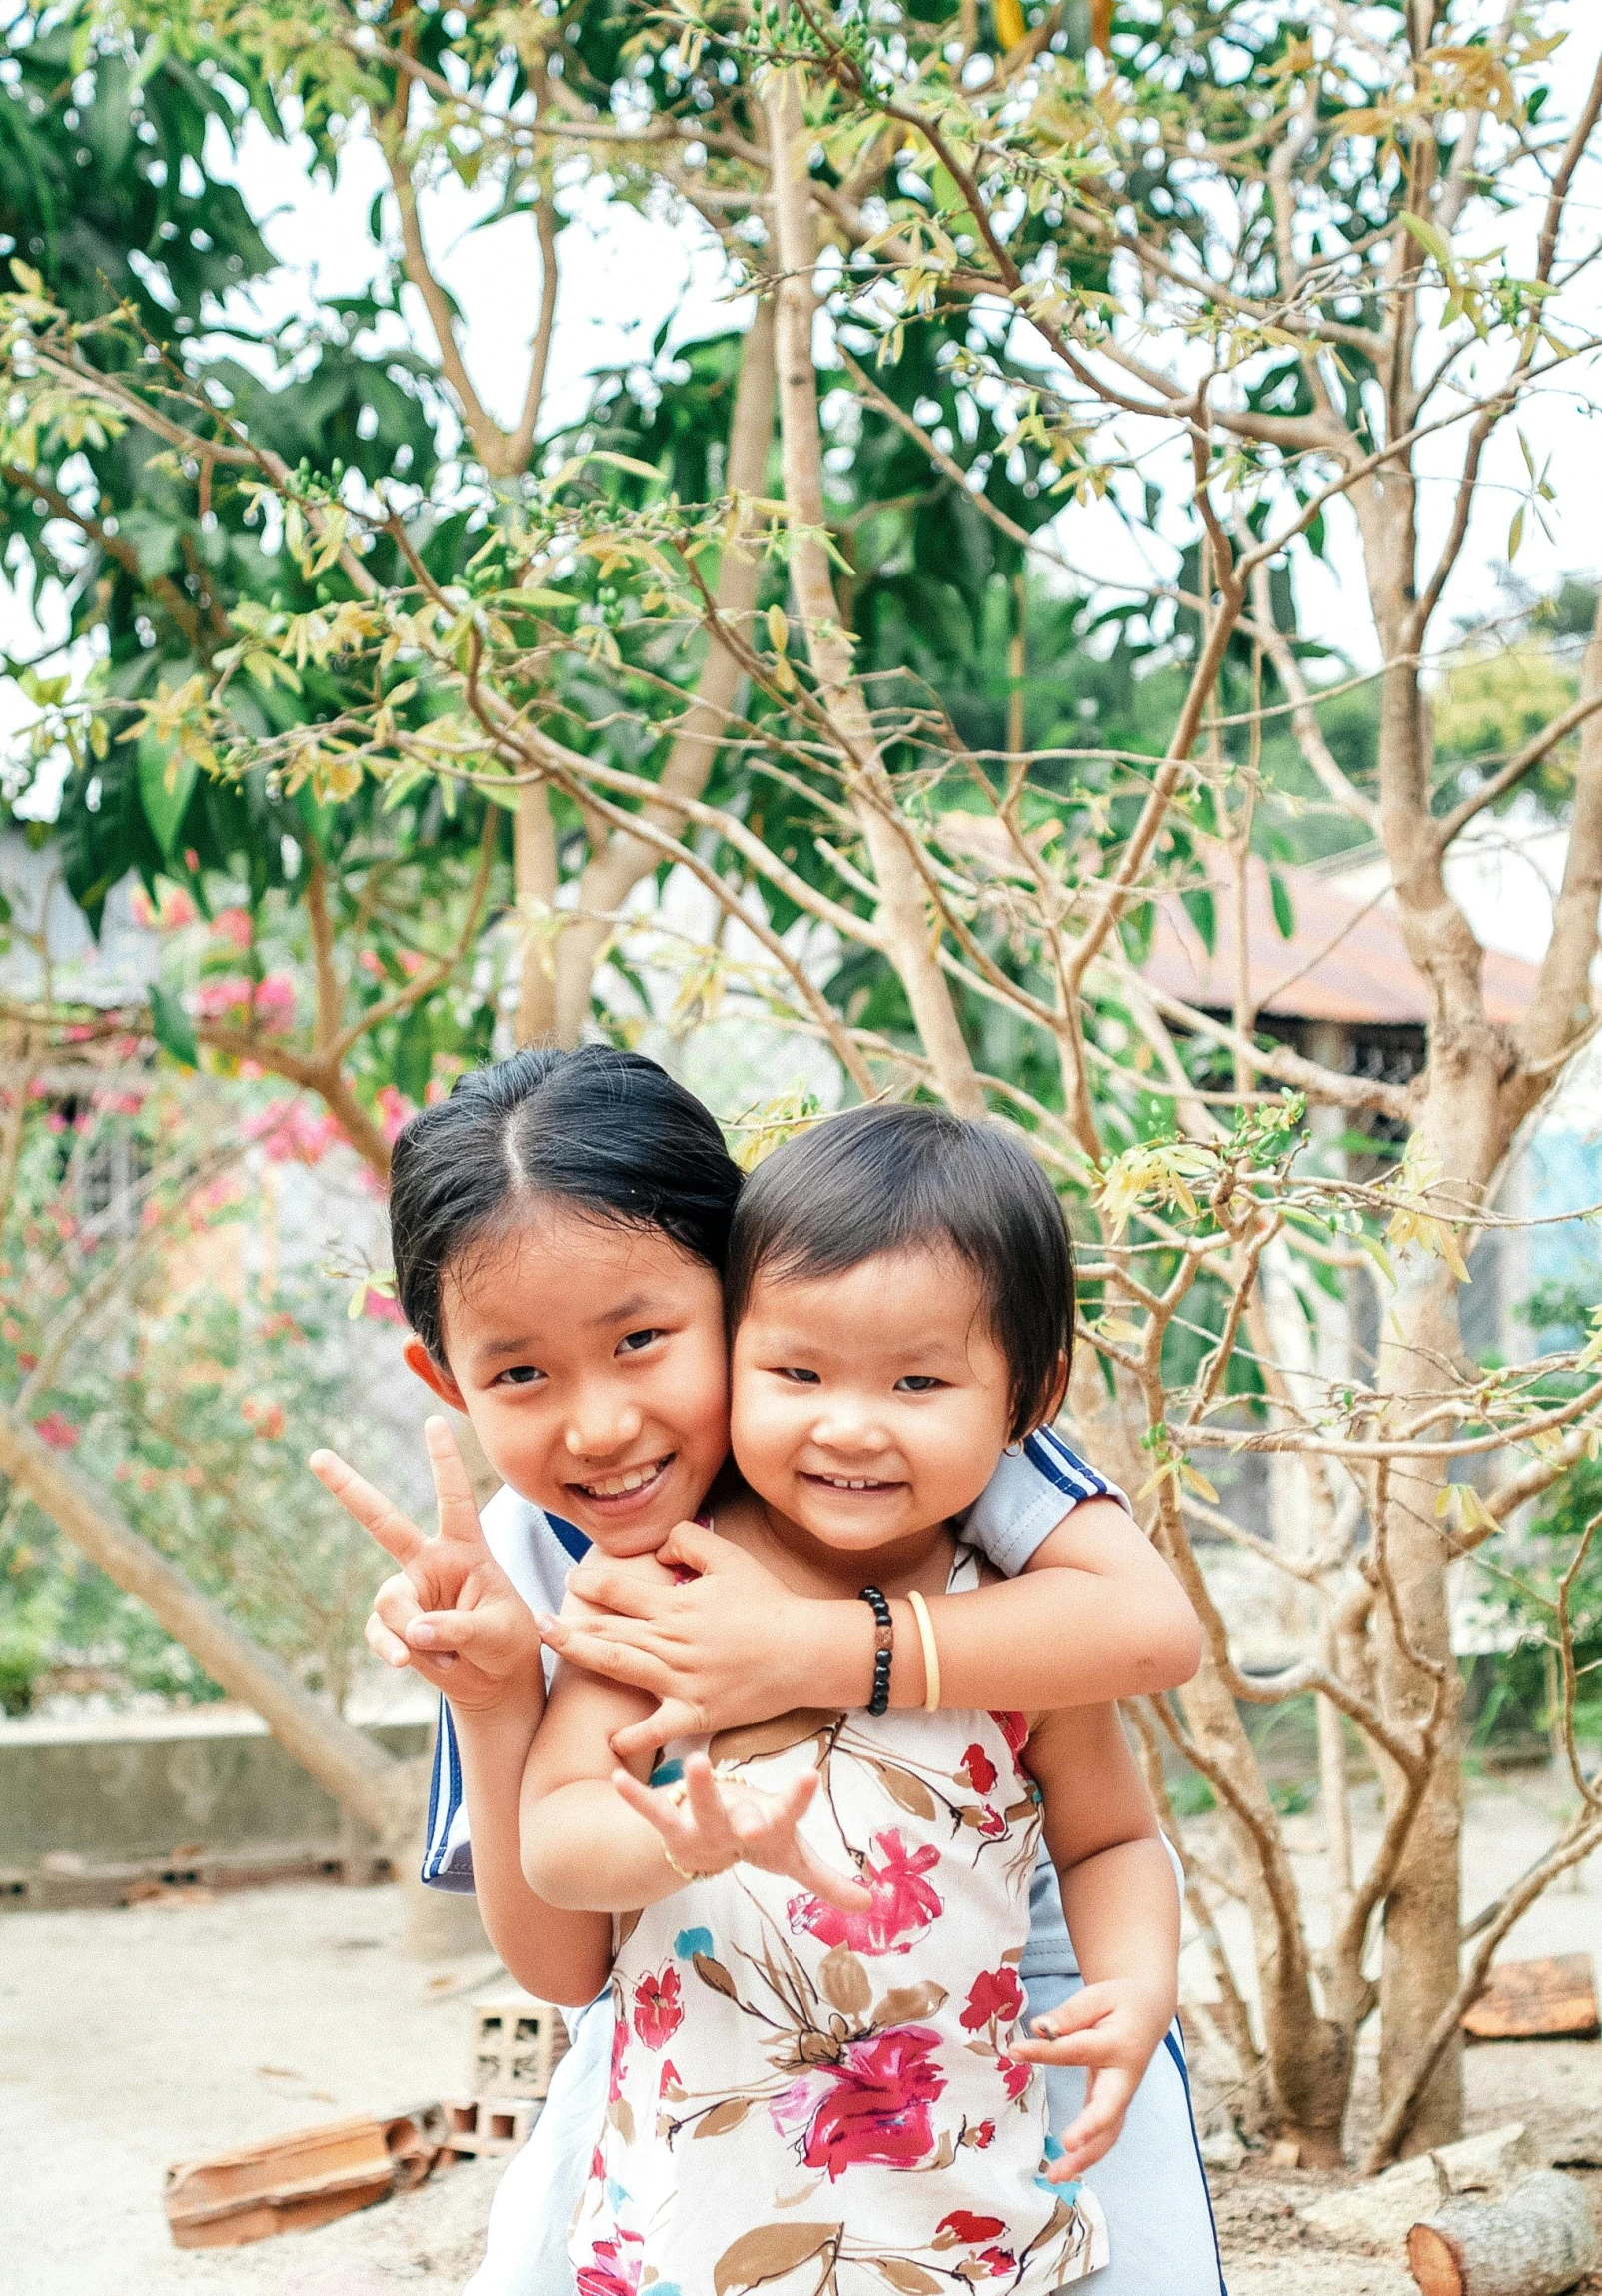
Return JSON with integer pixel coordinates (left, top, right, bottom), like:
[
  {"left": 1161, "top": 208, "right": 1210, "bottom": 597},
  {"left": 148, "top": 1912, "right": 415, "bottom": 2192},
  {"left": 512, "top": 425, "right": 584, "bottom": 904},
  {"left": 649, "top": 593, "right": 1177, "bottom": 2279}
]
[{"left": 0, "top": 1710, "right": 432, "bottom": 1873}]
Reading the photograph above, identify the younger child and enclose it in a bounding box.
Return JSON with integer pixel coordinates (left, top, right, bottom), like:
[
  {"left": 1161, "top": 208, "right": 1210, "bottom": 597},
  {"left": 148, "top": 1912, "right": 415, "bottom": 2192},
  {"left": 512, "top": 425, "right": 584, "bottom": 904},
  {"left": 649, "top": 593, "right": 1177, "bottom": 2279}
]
[{"left": 521, "top": 1104, "right": 1180, "bottom": 2292}]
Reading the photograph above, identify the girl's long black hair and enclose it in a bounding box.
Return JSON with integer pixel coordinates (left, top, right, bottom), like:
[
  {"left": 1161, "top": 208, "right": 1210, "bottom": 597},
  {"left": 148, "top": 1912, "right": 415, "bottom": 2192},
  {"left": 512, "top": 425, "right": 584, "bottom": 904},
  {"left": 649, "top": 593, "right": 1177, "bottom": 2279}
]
[{"left": 389, "top": 1045, "right": 743, "bottom": 1362}]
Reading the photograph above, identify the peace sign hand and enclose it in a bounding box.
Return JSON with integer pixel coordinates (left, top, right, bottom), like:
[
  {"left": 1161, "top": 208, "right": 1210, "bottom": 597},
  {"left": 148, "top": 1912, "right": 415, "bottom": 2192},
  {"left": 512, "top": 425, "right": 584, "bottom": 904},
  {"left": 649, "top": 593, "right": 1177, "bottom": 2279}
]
[{"left": 310, "top": 1416, "right": 545, "bottom": 1713}]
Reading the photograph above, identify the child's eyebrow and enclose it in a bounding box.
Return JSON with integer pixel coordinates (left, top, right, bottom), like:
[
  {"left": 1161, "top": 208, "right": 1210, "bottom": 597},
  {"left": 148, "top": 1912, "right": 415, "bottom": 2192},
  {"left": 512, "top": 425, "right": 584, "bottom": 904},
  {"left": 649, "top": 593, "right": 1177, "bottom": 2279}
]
[{"left": 584, "top": 1290, "right": 672, "bottom": 1330}]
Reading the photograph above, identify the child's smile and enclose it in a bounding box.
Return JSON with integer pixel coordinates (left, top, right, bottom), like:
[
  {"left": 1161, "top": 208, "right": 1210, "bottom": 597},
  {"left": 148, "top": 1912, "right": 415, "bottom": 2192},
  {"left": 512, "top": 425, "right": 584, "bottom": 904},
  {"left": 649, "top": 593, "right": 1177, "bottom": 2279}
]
[{"left": 730, "top": 1244, "right": 1016, "bottom": 1575}]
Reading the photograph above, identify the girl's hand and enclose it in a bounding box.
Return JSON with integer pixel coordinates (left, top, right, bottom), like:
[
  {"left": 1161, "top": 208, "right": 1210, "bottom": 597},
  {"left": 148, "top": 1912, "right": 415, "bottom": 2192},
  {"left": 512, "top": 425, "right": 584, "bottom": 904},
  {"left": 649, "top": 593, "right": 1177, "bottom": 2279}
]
[
  {"left": 611, "top": 1751, "right": 872, "bottom": 1917},
  {"left": 1010, "top": 1976, "right": 1176, "bottom": 2179},
  {"left": 548, "top": 1523, "right": 830, "bottom": 1760},
  {"left": 310, "top": 1416, "right": 543, "bottom": 1713}
]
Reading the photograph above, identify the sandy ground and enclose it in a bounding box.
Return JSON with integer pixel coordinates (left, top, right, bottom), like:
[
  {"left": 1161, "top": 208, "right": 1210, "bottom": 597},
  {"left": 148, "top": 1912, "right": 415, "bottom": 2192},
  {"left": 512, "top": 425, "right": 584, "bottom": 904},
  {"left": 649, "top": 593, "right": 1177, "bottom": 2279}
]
[{"left": 3, "top": 1774, "right": 1599, "bottom": 2294}]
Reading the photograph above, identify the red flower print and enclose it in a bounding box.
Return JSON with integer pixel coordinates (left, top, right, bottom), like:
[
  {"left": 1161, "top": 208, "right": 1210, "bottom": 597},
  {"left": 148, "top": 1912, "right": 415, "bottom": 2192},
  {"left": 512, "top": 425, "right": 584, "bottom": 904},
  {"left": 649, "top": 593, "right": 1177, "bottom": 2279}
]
[
  {"left": 990, "top": 1709, "right": 1029, "bottom": 1760},
  {"left": 631, "top": 1963, "right": 683, "bottom": 2050},
  {"left": 575, "top": 2231, "right": 644, "bottom": 2296},
  {"left": 980, "top": 2248, "right": 1018, "bottom": 2277},
  {"left": 976, "top": 1804, "right": 1007, "bottom": 1839},
  {"left": 659, "top": 2057, "right": 682, "bottom": 2097},
  {"left": 997, "top": 2054, "right": 1032, "bottom": 2100},
  {"left": 788, "top": 1830, "right": 941, "bottom": 1956},
  {"left": 968, "top": 2119, "right": 997, "bottom": 2149},
  {"left": 961, "top": 1741, "right": 998, "bottom": 1794},
  {"left": 937, "top": 2211, "right": 1007, "bottom": 2244},
  {"left": 607, "top": 2010, "right": 629, "bottom": 2103},
  {"left": 772, "top": 2026, "right": 946, "bottom": 2180},
  {"left": 961, "top": 1965, "right": 1027, "bottom": 2031}
]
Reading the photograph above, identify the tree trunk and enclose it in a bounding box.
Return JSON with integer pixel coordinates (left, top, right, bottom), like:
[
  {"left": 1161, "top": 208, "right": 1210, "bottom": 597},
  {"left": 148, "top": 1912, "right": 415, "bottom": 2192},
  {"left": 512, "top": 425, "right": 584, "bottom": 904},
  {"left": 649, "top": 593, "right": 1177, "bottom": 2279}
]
[
  {"left": 763, "top": 69, "right": 984, "bottom": 1118},
  {"left": 550, "top": 298, "right": 779, "bottom": 1046},
  {"left": 0, "top": 1409, "right": 419, "bottom": 1848},
  {"left": 513, "top": 777, "right": 559, "bottom": 1045}
]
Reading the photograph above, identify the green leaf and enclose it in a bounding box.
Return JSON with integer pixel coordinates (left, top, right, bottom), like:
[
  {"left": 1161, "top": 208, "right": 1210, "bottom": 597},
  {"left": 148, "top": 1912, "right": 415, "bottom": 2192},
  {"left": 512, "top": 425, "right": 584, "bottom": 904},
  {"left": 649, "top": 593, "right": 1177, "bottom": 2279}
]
[
  {"left": 1400, "top": 212, "right": 1453, "bottom": 272},
  {"left": 1268, "top": 870, "right": 1295, "bottom": 940},
  {"left": 149, "top": 985, "right": 198, "bottom": 1070},
  {"left": 1180, "top": 886, "right": 1216, "bottom": 954},
  {"left": 138, "top": 739, "right": 198, "bottom": 857}
]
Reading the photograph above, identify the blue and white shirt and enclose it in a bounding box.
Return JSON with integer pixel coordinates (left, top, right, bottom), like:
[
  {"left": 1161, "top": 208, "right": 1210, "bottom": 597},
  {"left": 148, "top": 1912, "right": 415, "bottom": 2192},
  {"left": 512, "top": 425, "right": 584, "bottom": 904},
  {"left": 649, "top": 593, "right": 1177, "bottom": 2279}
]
[{"left": 422, "top": 1426, "right": 1124, "bottom": 1978}]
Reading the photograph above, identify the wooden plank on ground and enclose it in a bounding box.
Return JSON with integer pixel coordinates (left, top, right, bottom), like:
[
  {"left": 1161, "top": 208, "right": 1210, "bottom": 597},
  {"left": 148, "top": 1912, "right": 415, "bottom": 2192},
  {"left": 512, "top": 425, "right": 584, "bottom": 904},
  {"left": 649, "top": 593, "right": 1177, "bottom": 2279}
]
[{"left": 1461, "top": 1954, "right": 1598, "bottom": 2043}]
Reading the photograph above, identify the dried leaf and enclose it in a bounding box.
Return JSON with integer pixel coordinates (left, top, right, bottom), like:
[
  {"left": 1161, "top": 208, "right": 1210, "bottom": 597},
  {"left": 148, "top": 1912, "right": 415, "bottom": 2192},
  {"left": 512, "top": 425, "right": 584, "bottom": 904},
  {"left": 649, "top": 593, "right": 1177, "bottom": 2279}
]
[
  {"left": 714, "top": 2220, "right": 841, "bottom": 2293},
  {"left": 696, "top": 2095, "right": 758, "bottom": 2139},
  {"left": 693, "top": 1953, "right": 741, "bottom": 2001},
  {"left": 817, "top": 1946, "right": 873, "bottom": 2017},
  {"left": 874, "top": 1981, "right": 948, "bottom": 2026},
  {"left": 869, "top": 1761, "right": 938, "bottom": 1820}
]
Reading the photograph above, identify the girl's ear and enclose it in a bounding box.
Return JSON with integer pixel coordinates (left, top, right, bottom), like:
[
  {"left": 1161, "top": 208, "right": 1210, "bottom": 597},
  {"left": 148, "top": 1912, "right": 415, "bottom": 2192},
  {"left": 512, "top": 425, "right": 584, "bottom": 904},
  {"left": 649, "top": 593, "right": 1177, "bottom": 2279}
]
[{"left": 404, "top": 1336, "right": 468, "bottom": 1413}]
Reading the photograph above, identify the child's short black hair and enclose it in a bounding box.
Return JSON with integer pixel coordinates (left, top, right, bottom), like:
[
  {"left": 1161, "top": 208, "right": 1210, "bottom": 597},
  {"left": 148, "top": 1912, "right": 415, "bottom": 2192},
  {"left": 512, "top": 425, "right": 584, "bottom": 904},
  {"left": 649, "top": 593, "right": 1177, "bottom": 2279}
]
[
  {"left": 390, "top": 1045, "right": 742, "bottom": 1364},
  {"left": 726, "top": 1103, "right": 1072, "bottom": 1442}
]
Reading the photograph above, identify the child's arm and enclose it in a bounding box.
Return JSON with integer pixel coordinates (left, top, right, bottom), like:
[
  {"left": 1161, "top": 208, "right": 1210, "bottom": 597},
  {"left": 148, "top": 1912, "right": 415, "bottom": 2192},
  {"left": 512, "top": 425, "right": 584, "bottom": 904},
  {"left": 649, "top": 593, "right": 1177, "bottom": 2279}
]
[
  {"left": 312, "top": 1421, "right": 612, "bottom": 2005},
  {"left": 1009, "top": 1703, "right": 1181, "bottom": 2181},
  {"left": 541, "top": 1490, "right": 1200, "bottom": 1761},
  {"left": 522, "top": 1559, "right": 869, "bottom": 1917}
]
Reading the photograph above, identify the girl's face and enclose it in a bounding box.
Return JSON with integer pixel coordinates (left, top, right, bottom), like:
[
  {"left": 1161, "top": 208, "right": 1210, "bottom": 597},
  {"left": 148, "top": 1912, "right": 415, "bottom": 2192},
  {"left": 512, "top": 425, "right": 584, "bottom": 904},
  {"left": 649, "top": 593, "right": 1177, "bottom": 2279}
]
[
  {"left": 728, "top": 1243, "right": 1014, "bottom": 1573},
  {"left": 406, "top": 1202, "right": 729, "bottom": 1555}
]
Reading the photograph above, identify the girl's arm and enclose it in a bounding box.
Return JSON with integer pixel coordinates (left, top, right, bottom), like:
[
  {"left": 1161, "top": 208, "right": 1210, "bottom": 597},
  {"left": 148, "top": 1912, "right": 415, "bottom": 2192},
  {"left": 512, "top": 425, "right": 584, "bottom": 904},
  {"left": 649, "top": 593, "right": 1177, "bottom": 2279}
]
[
  {"left": 311, "top": 1422, "right": 612, "bottom": 2004},
  {"left": 521, "top": 1561, "right": 868, "bottom": 1917},
  {"left": 1010, "top": 1703, "right": 1181, "bottom": 2181},
  {"left": 544, "top": 1498, "right": 1201, "bottom": 1761}
]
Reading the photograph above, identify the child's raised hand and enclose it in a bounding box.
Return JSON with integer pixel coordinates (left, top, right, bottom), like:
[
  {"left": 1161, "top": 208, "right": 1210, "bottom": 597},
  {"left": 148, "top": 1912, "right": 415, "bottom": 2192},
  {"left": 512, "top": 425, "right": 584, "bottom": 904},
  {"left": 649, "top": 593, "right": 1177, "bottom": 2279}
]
[
  {"left": 611, "top": 1751, "right": 872, "bottom": 1918},
  {"left": 310, "top": 1416, "right": 543, "bottom": 1712},
  {"left": 1010, "top": 1974, "right": 1175, "bottom": 2180}
]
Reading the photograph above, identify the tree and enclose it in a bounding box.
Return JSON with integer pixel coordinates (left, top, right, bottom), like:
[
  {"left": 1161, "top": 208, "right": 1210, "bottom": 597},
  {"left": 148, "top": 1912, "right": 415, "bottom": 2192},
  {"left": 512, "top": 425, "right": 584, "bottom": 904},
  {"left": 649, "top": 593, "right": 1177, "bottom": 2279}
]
[{"left": 7, "top": 0, "right": 1602, "bottom": 2162}]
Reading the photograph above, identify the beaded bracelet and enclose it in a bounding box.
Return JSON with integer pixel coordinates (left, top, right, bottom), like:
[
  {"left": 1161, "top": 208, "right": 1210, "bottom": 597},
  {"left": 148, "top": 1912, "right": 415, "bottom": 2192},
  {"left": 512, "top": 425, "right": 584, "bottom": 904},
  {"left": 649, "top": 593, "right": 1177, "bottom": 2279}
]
[{"left": 857, "top": 1585, "right": 894, "bottom": 1716}]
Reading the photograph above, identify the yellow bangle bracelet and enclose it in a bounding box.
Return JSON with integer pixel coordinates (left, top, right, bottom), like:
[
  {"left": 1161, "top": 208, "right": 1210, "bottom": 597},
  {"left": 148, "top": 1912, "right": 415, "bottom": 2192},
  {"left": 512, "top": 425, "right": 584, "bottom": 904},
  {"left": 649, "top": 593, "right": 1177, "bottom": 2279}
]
[{"left": 906, "top": 1589, "right": 940, "bottom": 1711}]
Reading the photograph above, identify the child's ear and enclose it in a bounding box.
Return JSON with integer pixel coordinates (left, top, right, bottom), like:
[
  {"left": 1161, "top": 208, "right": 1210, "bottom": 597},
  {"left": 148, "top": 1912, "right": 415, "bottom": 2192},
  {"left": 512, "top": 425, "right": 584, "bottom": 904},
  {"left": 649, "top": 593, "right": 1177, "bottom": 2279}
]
[{"left": 404, "top": 1336, "right": 468, "bottom": 1413}]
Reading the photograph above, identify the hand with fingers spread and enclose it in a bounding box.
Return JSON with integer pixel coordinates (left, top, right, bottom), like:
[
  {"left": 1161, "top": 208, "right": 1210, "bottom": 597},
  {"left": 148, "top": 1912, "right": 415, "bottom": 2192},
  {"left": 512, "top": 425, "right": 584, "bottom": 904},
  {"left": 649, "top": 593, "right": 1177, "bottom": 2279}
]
[
  {"left": 310, "top": 1415, "right": 543, "bottom": 1712},
  {"left": 543, "top": 1521, "right": 838, "bottom": 1762},
  {"left": 1011, "top": 1974, "right": 1177, "bottom": 2180},
  {"left": 610, "top": 1751, "right": 872, "bottom": 1916}
]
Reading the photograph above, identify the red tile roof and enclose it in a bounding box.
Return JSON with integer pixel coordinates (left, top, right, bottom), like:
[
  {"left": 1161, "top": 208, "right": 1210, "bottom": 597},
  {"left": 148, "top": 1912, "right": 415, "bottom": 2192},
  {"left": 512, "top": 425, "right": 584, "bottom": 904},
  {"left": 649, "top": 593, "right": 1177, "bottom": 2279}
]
[{"left": 1145, "top": 861, "right": 1537, "bottom": 1027}]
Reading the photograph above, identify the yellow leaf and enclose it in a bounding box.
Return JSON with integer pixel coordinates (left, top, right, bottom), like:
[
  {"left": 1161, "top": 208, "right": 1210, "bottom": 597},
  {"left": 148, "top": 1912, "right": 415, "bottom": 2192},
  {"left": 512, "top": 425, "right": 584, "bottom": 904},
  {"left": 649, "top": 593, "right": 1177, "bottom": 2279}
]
[
  {"left": 766, "top": 601, "right": 789, "bottom": 654},
  {"left": 995, "top": 0, "right": 1026, "bottom": 48}
]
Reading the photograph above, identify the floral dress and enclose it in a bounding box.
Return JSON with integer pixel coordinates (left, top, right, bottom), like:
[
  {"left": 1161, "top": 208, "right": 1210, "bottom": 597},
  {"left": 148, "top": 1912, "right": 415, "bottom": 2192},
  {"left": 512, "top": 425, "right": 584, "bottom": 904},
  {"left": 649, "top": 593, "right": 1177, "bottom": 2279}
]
[{"left": 569, "top": 1546, "right": 1109, "bottom": 2295}]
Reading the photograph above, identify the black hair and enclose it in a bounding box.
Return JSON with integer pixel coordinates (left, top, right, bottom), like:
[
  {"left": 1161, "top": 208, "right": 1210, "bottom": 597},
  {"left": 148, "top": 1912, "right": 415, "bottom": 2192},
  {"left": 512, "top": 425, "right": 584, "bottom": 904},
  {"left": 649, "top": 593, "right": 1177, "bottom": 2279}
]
[
  {"left": 390, "top": 1045, "right": 743, "bottom": 1363},
  {"left": 725, "top": 1103, "right": 1073, "bottom": 1443}
]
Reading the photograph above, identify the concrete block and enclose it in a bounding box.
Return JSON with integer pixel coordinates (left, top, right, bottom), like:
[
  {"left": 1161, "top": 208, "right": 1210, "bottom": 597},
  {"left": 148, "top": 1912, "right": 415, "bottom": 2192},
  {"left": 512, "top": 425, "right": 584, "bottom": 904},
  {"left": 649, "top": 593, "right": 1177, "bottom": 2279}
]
[
  {"left": 469, "top": 1989, "right": 570, "bottom": 2101},
  {"left": 441, "top": 2096, "right": 540, "bottom": 2158}
]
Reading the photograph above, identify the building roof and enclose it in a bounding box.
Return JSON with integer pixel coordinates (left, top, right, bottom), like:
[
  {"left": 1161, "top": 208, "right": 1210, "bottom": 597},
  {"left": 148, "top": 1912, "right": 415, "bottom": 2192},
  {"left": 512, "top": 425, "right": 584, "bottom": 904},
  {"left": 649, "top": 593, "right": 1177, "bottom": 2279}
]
[{"left": 1145, "top": 858, "right": 1539, "bottom": 1028}]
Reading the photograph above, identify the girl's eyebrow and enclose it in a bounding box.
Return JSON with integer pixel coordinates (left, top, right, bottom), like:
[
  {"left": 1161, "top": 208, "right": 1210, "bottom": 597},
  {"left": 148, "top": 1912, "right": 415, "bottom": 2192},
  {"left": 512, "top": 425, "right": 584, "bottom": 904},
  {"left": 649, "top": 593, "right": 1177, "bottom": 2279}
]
[{"left": 583, "top": 1291, "right": 671, "bottom": 1330}]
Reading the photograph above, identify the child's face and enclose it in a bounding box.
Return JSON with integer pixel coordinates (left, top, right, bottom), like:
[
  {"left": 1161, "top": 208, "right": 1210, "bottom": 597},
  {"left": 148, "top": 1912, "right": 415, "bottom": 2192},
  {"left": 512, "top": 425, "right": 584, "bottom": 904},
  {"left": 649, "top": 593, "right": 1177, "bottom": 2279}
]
[
  {"left": 728, "top": 1244, "right": 1014, "bottom": 1562},
  {"left": 407, "top": 1204, "right": 729, "bottom": 1556}
]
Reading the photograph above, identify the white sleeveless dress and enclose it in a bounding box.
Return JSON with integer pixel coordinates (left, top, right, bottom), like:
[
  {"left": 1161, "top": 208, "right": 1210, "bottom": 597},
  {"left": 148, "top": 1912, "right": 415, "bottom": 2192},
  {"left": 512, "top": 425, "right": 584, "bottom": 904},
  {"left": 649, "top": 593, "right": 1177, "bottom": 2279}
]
[{"left": 568, "top": 1546, "right": 1109, "bottom": 2294}]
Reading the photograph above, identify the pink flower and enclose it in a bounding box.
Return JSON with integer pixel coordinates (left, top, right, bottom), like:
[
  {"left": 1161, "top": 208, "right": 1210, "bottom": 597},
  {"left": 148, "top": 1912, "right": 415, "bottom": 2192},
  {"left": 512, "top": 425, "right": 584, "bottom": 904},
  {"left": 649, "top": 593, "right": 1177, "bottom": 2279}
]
[
  {"left": 246, "top": 1098, "right": 342, "bottom": 1165},
  {"left": 607, "top": 2010, "right": 628, "bottom": 2103},
  {"left": 772, "top": 2026, "right": 945, "bottom": 2180},
  {"left": 574, "top": 2231, "right": 644, "bottom": 2296},
  {"left": 362, "top": 1288, "right": 406, "bottom": 1326},
  {"left": 975, "top": 1804, "right": 1007, "bottom": 1839},
  {"left": 980, "top": 2248, "right": 1018, "bottom": 2276},
  {"left": 990, "top": 1709, "right": 1029, "bottom": 1761},
  {"left": 997, "top": 2054, "right": 1031, "bottom": 2100},
  {"left": 374, "top": 1084, "right": 417, "bottom": 1143},
  {"left": 968, "top": 2119, "right": 996, "bottom": 2149},
  {"left": 961, "top": 1967, "right": 1026, "bottom": 2033},
  {"left": 961, "top": 1741, "right": 998, "bottom": 1794},
  {"left": 32, "top": 1411, "right": 80, "bottom": 1451},
  {"left": 211, "top": 907, "right": 252, "bottom": 950},
  {"left": 937, "top": 2211, "right": 1006, "bottom": 2245},
  {"left": 788, "top": 1830, "right": 941, "bottom": 1957},
  {"left": 631, "top": 1964, "right": 683, "bottom": 2051}
]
